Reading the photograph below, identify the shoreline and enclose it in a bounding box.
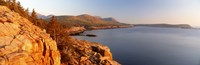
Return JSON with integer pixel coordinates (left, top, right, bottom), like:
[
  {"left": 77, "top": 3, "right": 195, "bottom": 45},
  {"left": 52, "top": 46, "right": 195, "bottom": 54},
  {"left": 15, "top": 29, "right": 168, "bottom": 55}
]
[
  {"left": 69, "top": 25, "right": 133, "bottom": 36},
  {"left": 88, "top": 25, "right": 133, "bottom": 30}
]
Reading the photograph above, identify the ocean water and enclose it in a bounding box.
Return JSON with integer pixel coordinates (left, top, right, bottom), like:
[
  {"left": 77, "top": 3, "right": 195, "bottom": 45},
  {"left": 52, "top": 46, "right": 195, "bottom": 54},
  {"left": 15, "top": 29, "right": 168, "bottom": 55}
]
[{"left": 74, "top": 27, "right": 200, "bottom": 65}]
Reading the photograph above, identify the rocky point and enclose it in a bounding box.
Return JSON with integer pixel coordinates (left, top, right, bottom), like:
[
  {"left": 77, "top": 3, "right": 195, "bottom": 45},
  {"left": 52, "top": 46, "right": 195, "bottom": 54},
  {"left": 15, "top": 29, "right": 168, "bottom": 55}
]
[{"left": 59, "top": 36, "right": 120, "bottom": 65}]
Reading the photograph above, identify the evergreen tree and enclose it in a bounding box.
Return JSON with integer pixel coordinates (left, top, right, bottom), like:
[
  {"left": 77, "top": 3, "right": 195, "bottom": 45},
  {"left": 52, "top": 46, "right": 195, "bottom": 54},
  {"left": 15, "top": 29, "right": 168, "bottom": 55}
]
[
  {"left": 47, "top": 16, "right": 60, "bottom": 42},
  {"left": 31, "top": 9, "right": 38, "bottom": 25},
  {"left": 23, "top": 8, "right": 29, "bottom": 19},
  {"left": 31, "top": 9, "right": 37, "bottom": 19},
  {"left": 5, "top": 0, "right": 11, "bottom": 9}
]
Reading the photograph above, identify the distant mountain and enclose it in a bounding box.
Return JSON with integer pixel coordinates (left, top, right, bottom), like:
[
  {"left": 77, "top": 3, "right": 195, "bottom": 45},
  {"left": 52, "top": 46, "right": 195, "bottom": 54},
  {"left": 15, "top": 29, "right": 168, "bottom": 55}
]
[
  {"left": 37, "top": 14, "right": 54, "bottom": 19},
  {"left": 46, "top": 15, "right": 54, "bottom": 18},
  {"left": 134, "top": 24, "right": 192, "bottom": 29},
  {"left": 37, "top": 13, "right": 48, "bottom": 19},
  {"left": 76, "top": 14, "right": 103, "bottom": 23},
  {"left": 46, "top": 14, "right": 130, "bottom": 29},
  {"left": 102, "top": 17, "right": 119, "bottom": 23},
  {"left": 29, "top": 12, "right": 53, "bottom": 19}
]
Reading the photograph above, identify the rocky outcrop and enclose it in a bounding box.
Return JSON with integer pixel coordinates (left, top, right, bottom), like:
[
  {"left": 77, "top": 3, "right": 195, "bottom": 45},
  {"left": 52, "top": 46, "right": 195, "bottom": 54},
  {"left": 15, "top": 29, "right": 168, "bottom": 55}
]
[
  {"left": 59, "top": 36, "right": 120, "bottom": 65},
  {"left": 0, "top": 6, "right": 60, "bottom": 65},
  {"left": 65, "top": 27, "right": 86, "bottom": 35}
]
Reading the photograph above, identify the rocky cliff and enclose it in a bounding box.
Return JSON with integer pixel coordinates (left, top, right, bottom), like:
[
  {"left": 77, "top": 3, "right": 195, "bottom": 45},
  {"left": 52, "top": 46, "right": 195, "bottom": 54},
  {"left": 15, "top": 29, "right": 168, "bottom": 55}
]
[
  {"left": 0, "top": 6, "right": 60, "bottom": 65},
  {"left": 58, "top": 36, "right": 120, "bottom": 65},
  {"left": 65, "top": 27, "right": 86, "bottom": 35}
]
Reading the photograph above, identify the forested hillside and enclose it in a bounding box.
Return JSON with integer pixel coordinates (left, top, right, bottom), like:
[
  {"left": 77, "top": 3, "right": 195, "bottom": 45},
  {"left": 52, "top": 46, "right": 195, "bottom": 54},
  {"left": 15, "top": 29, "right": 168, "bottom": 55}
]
[{"left": 46, "top": 14, "right": 130, "bottom": 29}]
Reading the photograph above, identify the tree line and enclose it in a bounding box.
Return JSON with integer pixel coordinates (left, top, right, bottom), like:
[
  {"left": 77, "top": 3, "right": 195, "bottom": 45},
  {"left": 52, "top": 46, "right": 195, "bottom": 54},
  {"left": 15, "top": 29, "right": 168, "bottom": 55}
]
[{"left": 0, "top": 0, "right": 69, "bottom": 45}]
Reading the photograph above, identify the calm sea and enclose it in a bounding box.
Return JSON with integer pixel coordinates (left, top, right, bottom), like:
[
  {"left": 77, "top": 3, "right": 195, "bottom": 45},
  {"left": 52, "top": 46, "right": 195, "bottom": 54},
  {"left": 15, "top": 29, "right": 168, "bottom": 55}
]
[{"left": 74, "top": 27, "right": 200, "bottom": 65}]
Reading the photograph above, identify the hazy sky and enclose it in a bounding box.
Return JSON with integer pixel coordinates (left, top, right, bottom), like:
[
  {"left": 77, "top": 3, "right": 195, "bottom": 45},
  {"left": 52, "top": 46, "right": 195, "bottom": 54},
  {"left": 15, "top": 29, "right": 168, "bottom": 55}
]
[{"left": 16, "top": 0, "right": 200, "bottom": 26}]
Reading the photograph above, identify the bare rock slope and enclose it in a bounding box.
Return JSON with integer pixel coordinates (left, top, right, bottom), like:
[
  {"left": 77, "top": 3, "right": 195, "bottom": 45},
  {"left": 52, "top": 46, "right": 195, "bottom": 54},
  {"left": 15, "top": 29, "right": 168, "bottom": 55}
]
[{"left": 0, "top": 6, "right": 60, "bottom": 65}]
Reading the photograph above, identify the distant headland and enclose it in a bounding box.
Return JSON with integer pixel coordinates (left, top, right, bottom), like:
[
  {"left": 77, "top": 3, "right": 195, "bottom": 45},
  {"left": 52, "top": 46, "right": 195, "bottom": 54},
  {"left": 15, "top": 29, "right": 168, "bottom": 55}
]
[{"left": 133, "top": 24, "right": 193, "bottom": 29}]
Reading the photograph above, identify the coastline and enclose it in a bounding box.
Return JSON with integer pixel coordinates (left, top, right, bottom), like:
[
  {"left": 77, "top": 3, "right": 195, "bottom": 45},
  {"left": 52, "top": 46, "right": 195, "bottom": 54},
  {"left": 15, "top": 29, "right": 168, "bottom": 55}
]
[
  {"left": 61, "top": 25, "right": 133, "bottom": 64},
  {"left": 0, "top": 6, "right": 122, "bottom": 65},
  {"left": 88, "top": 25, "right": 133, "bottom": 30},
  {"left": 68, "top": 25, "right": 133, "bottom": 36}
]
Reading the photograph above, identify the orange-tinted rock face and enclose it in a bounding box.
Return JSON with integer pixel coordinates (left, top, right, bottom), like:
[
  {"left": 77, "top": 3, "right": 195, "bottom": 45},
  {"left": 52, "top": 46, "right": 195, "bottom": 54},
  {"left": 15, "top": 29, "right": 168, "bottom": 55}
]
[
  {"left": 0, "top": 6, "right": 60, "bottom": 65},
  {"left": 59, "top": 36, "right": 120, "bottom": 65},
  {"left": 65, "top": 27, "right": 86, "bottom": 35}
]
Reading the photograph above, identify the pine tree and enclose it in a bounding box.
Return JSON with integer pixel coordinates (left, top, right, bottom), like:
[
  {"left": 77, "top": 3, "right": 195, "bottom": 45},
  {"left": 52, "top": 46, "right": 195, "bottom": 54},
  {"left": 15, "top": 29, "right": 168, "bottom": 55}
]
[
  {"left": 31, "top": 9, "right": 38, "bottom": 25},
  {"left": 2, "top": 0, "right": 46, "bottom": 29},
  {"left": 5, "top": 0, "right": 11, "bottom": 9},
  {"left": 31, "top": 9, "right": 37, "bottom": 18},
  {"left": 47, "top": 16, "right": 60, "bottom": 42},
  {"left": 31, "top": 9, "right": 37, "bottom": 19},
  {"left": 23, "top": 8, "right": 29, "bottom": 19},
  {"left": 17, "top": 2, "right": 24, "bottom": 15}
]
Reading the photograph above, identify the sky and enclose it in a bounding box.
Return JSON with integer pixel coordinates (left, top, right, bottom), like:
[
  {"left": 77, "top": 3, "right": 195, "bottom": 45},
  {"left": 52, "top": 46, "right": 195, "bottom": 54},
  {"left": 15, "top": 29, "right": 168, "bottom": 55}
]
[{"left": 16, "top": 0, "right": 200, "bottom": 26}]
